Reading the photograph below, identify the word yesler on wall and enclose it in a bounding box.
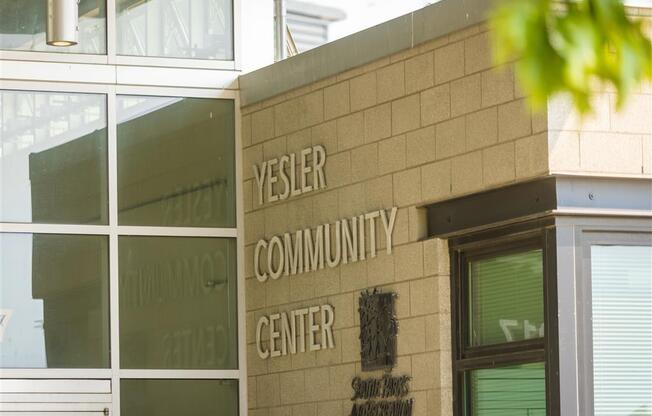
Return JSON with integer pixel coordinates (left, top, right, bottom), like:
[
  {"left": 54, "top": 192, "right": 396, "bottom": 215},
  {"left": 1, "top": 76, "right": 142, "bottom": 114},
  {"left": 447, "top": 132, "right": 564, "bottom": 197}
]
[{"left": 254, "top": 145, "right": 327, "bottom": 204}]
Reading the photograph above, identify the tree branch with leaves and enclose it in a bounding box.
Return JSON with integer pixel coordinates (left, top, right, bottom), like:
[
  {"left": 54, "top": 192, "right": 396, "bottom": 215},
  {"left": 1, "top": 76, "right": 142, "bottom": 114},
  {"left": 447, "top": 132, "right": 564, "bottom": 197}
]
[{"left": 491, "top": 0, "right": 652, "bottom": 114}]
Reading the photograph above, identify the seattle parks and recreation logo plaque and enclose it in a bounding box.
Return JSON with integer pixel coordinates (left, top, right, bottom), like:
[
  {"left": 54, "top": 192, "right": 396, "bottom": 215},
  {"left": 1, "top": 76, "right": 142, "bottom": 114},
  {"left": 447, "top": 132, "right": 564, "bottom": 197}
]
[
  {"left": 358, "top": 289, "right": 398, "bottom": 371},
  {"left": 351, "top": 289, "right": 413, "bottom": 416}
]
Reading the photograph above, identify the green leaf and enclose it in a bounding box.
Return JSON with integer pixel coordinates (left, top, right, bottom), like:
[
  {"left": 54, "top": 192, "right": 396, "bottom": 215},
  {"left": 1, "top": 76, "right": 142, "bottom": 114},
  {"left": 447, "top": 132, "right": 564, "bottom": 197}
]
[{"left": 491, "top": 0, "right": 652, "bottom": 115}]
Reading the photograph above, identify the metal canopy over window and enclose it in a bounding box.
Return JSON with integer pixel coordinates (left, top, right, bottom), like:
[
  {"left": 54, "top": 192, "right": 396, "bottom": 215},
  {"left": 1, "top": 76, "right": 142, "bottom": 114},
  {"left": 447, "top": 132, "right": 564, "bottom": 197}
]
[{"left": 425, "top": 175, "right": 652, "bottom": 416}]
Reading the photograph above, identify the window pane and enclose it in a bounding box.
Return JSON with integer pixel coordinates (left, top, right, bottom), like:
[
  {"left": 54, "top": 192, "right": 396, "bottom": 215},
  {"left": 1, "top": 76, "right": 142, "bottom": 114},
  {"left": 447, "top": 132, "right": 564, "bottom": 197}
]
[
  {"left": 0, "top": 233, "right": 109, "bottom": 368},
  {"left": 119, "top": 236, "right": 238, "bottom": 369},
  {"left": 117, "top": 96, "right": 235, "bottom": 227},
  {"left": 121, "top": 379, "right": 238, "bottom": 416},
  {"left": 467, "top": 362, "right": 546, "bottom": 416},
  {"left": 591, "top": 245, "right": 652, "bottom": 416},
  {"left": 0, "top": 0, "right": 106, "bottom": 54},
  {"left": 468, "top": 249, "right": 544, "bottom": 346},
  {"left": 116, "top": 0, "right": 233, "bottom": 60},
  {"left": 0, "top": 90, "right": 108, "bottom": 224}
]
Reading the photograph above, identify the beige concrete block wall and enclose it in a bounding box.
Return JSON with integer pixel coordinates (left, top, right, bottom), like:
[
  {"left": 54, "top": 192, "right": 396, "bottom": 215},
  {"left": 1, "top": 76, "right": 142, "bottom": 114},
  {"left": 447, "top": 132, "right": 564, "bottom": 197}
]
[
  {"left": 240, "top": 10, "right": 652, "bottom": 416},
  {"left": 240, "top": 22, "right": 552, "bottom": 416},
  {"left": 547, "top": 10, "right": 652, "bottom": 177}
]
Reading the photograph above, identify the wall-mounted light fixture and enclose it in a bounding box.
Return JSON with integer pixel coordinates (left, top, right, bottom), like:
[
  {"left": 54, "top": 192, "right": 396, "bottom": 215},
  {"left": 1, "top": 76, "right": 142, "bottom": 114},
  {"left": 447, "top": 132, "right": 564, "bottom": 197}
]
[{"left": 46, "top": 0, "right": 79, "bottom": 47}]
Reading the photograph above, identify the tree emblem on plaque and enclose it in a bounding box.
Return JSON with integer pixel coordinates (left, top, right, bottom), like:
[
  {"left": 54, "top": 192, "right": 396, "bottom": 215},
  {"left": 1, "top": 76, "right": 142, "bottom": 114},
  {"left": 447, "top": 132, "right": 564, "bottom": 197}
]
[{"left": 358, "top": 289, "right": 398, "bottom": 371}]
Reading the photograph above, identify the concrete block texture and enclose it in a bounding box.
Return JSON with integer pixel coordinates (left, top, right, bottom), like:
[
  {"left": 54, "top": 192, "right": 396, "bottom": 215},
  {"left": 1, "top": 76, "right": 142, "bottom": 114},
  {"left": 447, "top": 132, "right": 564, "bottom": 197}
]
[
  {"left": 406, "top": 52, "right": 435, "bottom": 94},
  {"left": 392, "top": 94, "right": 422, "bottom": 135},
  {"left": 324, "top": 82, "right": 351, "bottom": 121},
  {"left": 434, "top": 41, "right": 464, "bottom": 84},
  {"left": 350, "top": 72, "right": 378, "bottom": 112},
  {"left": 450, "top": 74, "right": 482, "bottom": 117},
  {"left": 377, "top": 62, "right": 406, "bottom": 103},
  {"left": 239, "top": 16, "right": 649, "bottom": 416}
]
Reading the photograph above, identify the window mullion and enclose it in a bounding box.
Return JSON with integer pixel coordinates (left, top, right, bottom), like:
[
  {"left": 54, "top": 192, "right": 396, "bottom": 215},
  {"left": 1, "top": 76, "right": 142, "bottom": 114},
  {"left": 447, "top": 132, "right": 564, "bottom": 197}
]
[
  {"left": 455, "top": 349, "right": 546, "bottom": 372},
  {"left": 462, "top": 338, "right": 545, "bottom": 359},
  {"left": 107, "top": 88, "right": 121, "bottom": 416}
]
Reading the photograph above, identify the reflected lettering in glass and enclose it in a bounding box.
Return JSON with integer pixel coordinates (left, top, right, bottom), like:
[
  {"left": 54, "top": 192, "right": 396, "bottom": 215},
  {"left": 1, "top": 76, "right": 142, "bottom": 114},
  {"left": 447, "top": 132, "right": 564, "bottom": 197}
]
[
  {"left": 119, "top": 236, "right": 238, "bottom": 369},
  {"left": 0, "top": 233, "right": 110, "bottom": 368},
  {"left": 117, "top": 96, "right": 235, "bottom": 227}
]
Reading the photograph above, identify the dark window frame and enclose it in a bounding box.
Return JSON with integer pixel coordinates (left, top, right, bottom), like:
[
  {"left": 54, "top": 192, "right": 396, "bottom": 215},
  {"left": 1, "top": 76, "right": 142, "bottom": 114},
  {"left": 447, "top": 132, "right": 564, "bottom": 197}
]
[{"left": 449, "top": 219, "right": 559, "bottom": 416}]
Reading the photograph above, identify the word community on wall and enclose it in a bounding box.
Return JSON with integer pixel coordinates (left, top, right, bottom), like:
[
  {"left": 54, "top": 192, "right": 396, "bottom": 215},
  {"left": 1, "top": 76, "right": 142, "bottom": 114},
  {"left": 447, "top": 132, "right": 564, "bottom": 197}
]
[{"left": 254, "top": 207, "right": 398, "bottom": 282}]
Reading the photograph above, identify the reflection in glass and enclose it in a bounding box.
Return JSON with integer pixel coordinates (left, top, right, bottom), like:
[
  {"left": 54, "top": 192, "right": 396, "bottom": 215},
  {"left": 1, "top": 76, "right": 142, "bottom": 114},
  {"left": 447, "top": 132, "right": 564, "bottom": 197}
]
[
  {"left": 466, "top": 362, "right": 546, "bottom": 416},
  {"left": 468, "top": 249, "right": 544, "bottom": 346},
  {"left": 0, "top": 233, "right": 109, "bottom": 368},
  {"left": 0, "top": 90, "right": 108, "bottom": 224},
  {"left": 117, "top": 96, "right": 235, "bottom": 227},
  {"left": 591, "top": 245, "right": 652, "bottom": 416},
  {"left": 121, "top": 379, "right": 238, "bottom": 416},
  {"left": 119, "top": 236, "right": 238, "bottom": 369},
  {"left": 116, "top": 0, "right": 233, "bottom": 60},
  {"left": 0, "top": 0, "right": 106, "bottom": 54}
]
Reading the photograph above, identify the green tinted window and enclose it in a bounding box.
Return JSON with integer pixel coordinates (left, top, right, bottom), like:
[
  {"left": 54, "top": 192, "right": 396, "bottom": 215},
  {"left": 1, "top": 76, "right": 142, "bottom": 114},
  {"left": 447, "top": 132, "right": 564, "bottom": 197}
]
[
  {"left": 467, "top": 362, "right": 546, "bottom": 416},
  {"left": 0, "top": 0, "right": 106, "bottom": 54},
  {"left": 121, "top": 379, "right": 238, "bottom": 416},
  {"left": 0, "top": 90, "right": 108, "bottom": 224},
  {"left": 0, "top": 233, "right": 109, "bottom": 368},
  {"left": 468, "top": 249, "right": 544, "bottom": 346},
  {"left": 117, "top": 96, "right": 235, "bottom": 227},
  {"left": 119, "top": 236, "right": 237, "bottom": 369}
]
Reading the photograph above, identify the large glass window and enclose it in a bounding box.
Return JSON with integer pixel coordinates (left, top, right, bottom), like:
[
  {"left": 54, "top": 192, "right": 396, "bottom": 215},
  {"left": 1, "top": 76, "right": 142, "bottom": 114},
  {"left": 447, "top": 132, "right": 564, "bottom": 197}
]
[
  {"left": 469, "top": 250, "right": 544, "bottom": 346},
  {"left": 121, "top": 379, "right": 239, "bottom": 416},
  {"left": 117, "top": 95, "right": 235, "bottom": 227},
  {"left": 116, "top": 0, "right": 233, "bottom": 60},
  {"left": 467, "top": 362, "right": 546, "bottom": 416},
  {"left": 1, "top": 88, "right": 240, "bottom": 413},
  {"left": 591, "top": 245, "right": 652, "bottom": 416},
  {"left": 0, "top": 0, "right": 106, "bottom": 54},
  {"left": 0, "top": 233, "right": 109, "bottom": 368},
  {"left": 119, "top": 236, "right": 238, "bottom": 369},
  {"left": 452, "top": 233, "right": 549, "bottom": 416},
  {"left": 0, "top": 90, "right": 108, "bottom": 224}
]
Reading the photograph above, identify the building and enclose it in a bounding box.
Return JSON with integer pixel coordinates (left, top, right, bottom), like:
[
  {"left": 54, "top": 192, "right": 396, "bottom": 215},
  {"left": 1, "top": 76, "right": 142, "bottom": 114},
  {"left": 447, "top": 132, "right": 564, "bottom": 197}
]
[
  {"left": 286, "top": 1, "right": 345, "bottom": 53},
  {"left": 0, "top": 1, "right": 651, "bottom": 415}
]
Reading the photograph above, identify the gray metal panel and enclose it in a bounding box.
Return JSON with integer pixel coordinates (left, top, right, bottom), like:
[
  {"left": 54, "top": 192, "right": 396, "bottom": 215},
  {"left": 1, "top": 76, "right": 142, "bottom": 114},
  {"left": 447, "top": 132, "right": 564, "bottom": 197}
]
[
  {"left": 555, "top": 176, "right": 652, "bottom": 212},
  {"left": 239, "top": 0, "right": 491, "bottom": 106},
  {"left": 412, "top": 0, "right": 491, "bottom": 46},
  {"left": 554, "top": 224, "right": 580, "bottom": 416}
]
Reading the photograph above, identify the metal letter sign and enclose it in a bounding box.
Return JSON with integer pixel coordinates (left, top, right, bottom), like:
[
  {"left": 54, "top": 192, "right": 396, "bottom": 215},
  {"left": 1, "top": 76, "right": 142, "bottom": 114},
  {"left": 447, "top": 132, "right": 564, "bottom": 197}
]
[{"left": 358, "top": 289, "right": 398, "bottom": 372}]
